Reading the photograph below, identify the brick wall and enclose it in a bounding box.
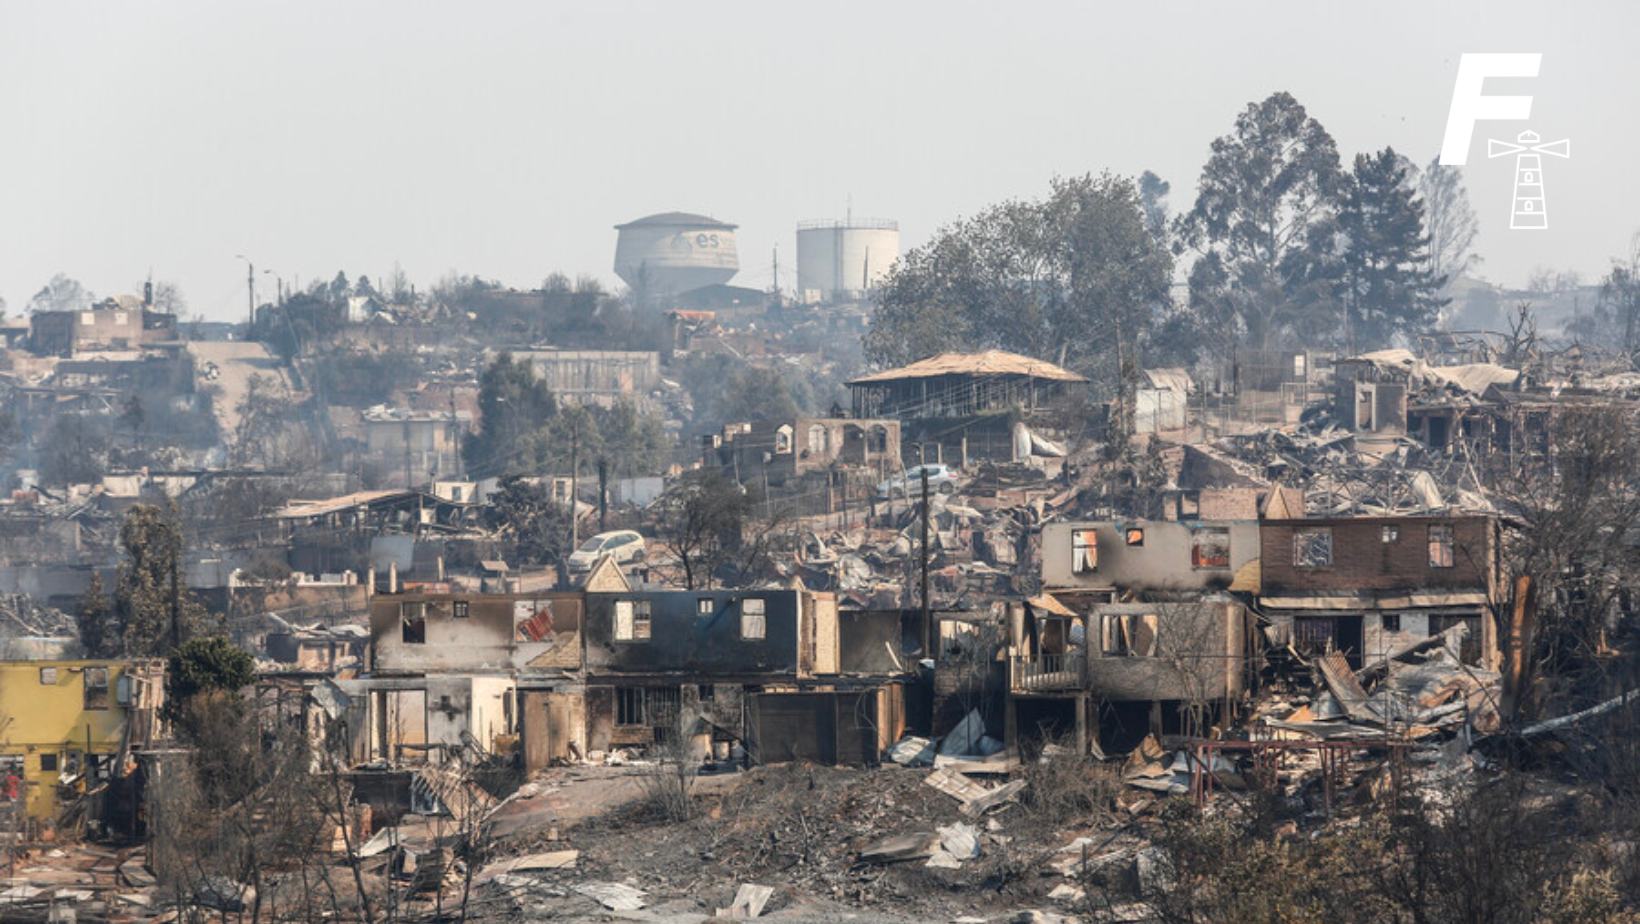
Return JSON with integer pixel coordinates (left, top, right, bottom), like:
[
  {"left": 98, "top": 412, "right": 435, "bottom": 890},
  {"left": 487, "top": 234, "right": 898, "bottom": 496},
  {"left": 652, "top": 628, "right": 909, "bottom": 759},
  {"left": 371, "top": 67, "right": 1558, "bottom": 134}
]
[{"left": 1259, "top": 516, "right": 1495, "bottom": 595}]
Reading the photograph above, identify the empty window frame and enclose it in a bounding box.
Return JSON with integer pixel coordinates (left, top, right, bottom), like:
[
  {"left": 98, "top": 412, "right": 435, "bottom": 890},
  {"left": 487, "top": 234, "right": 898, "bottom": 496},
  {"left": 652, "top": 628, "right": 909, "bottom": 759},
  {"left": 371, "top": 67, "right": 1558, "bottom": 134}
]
[
  {"left": 615, "top": 687, "right": 647, "bottom": 726},
  {"left": 1428, "top": 525, "right": 1455, "bottom": 568},
  {"left": 1124, "top": 528, "right": 1145, "bottom": 547},
  {"left": 1382, "top": 613, "right": 1402, "bottom": 632},
  {"left": 1100, "top": 613, "right": 1159, "bottom": 657},
  {"left": 697, "top": 598, "right": 715, "bottom": 616},
  {"left": 1191, "top": 528, "right": 1231, "bottom": 570},
  {"left": 1071, "top": 529, "right": 1097, "bottom": 574},
  {"left": 614, "top": 600, "right": 652, "bottom": 641},
  {"left": 740, "top": 598, "right": 766, "bottom": 640},
  {"left": 40, "top": 753, "right": 59, "bottom": 772},
  {"left": 400, "top": 602, "right": 427, "bottom": 644},
  {"left": 83, "top": 667, "right": 110, "bottom": 710},
  {"left": 1293, "top": 528, "right": 1333, "bottom": 568},
  {"left": 452, "top": 601, "right": 469, "bottom": 618},
  {"left": 1381, "top": 526, "right": 1399, "bottom": 543}
]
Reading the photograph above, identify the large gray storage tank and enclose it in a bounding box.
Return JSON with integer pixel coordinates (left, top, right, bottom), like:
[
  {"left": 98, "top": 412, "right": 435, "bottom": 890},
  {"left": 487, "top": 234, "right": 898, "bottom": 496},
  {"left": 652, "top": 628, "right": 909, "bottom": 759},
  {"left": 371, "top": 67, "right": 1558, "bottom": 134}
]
[
  {"left": 796, "top": 218, "right": 899, "bottom": 304},
  {"left": 613, "top": 211, "right": 739, "bottom": 295}
]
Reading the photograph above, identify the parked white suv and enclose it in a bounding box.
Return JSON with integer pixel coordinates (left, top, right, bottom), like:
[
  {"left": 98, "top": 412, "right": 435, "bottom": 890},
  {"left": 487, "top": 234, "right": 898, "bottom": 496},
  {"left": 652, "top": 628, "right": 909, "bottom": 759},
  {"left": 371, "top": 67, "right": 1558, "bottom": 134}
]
[
  {"left": 876, "top": 463, "right": 959, "bottom": 499},
  {"left": 567, "top": 529, "right": 646, "bottom": 573}
]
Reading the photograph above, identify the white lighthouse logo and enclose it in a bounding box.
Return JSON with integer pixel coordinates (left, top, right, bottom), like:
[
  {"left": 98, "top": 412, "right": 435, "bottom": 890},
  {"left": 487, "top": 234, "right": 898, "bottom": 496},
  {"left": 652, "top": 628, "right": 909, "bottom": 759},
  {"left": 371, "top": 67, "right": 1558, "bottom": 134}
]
[{"left": 1487, "top": 129, "right": 1571, "bottom": 230}]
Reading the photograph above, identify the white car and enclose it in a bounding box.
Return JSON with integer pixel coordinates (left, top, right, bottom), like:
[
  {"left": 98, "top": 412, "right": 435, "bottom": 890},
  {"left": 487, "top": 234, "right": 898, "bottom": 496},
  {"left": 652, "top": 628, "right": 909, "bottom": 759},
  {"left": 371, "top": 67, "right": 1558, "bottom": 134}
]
[
  {"left": 876, "top": 463, "right": 959, "bottom": 499},
  {"left": 567, "top": 530, "right": 646, "bottom": 572}
]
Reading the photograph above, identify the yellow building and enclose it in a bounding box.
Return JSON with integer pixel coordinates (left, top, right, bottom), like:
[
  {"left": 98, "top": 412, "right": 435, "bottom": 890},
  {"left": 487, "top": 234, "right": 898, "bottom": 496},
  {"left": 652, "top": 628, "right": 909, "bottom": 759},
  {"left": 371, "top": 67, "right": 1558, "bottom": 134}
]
[{"left": 0, "top": 659, "right": 165, "bottom": 820}]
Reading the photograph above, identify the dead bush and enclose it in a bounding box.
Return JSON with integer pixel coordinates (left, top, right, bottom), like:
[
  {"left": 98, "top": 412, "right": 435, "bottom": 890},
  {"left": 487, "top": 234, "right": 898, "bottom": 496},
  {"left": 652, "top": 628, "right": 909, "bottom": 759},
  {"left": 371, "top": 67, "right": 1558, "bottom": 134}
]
[
  {"left": 637, "top": 734, "right": 700, "bottom": 823},
  {"left": 1020, "top": 738, "right": 1121, "bottom": 825},
  {"left": 1143, "top": 801, "right": 1391, "bottom": 924}
]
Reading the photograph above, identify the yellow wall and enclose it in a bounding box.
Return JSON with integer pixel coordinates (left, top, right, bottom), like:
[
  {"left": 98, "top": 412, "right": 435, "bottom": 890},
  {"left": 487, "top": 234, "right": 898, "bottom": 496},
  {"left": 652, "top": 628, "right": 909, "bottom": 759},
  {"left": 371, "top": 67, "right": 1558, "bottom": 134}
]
[{"left": 0, "top": 660, "right": 138, "bottom": 820}]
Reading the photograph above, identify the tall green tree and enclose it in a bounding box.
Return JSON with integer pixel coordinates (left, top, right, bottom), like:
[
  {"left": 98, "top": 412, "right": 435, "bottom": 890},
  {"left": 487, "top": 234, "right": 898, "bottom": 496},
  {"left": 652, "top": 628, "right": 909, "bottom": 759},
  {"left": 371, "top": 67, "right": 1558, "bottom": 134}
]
[
  {"left": 1333, "top": 148, "right": 1448, "bottom": 350},
  {"left": 464, "top": 353, "right": 557, "bottom": 477},
  {"left": 76, "top": 572, "right": 114, "bottom": 658},
  {"left": 483, "top": 477, "right": 574, "bottom": 569},
  {"left": 866, "top": 172, "right": 1173, "bottom": 387},
  {"left": 112, "top": 504, "right": 214, "bottom": 656},
  {"left": 1178, "top": 91, "right": 1344, "bottom": 353}
]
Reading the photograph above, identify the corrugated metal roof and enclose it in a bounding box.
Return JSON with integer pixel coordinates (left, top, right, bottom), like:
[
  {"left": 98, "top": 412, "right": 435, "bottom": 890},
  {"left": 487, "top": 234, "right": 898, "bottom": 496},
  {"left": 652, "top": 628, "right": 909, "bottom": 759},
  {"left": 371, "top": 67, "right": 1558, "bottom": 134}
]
[
  {"left": 273, "top": 489, "right": 415, "bottom": 519},
  {"left": 847, "top": 350, "right": 1088, "bottom": 385},
  {"left": 1428, "top": 363, "right": 1520, "bottom": 396}
]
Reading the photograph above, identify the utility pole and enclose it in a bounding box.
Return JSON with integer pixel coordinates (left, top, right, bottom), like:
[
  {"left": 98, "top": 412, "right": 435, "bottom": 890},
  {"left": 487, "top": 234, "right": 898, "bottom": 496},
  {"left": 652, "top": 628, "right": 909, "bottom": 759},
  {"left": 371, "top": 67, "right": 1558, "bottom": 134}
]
[
  {"left": 597, "top": 458, "right": 608, "bottom": 533},
  {"left": 919, "top": 468, "right": 931, "bottom": 659},
  {"left": 169, "top": 527, "right": 181, "bottom": 651},
  {"left": 568, "top": 419, "right": 580, "bottom": 556},
  {"left": 246, "top": 261, "right": 256, "bottom": 328}
]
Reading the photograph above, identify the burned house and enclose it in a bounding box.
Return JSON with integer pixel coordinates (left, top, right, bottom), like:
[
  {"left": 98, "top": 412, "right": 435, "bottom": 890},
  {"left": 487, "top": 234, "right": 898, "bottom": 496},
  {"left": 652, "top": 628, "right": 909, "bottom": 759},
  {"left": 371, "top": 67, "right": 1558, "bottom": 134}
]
[
  {"left": 581, "top": 588, "right": 917, "bottom": 767},
  {"left": 1006, "top": 594, "right": 1251, "bottom": 754},
  {"left": 1257, "top": 514, "right": 1502, "bottom": 668},
  {"left": 1014, "top": 520, "right": 1260, "bottom": 753},
  {"left": 1333, "top": 349, "right": 1417, "bottom": 436},
  {"left": 27, "top": 297, "right": 179, "bottom": 357},
  {"left": 356, "top": 591, "right": 585, "bottom": 766},
  {"left": 704, "top": 416, "right": 901, "bottom": 488},
  {"left": 1039, "top": 519, "right": 1261, "bottom": 603},
  {"left": 847, "top": 350, "right": 1086, "bottom": 464},
  {"left": 359, "top": 408, "right": 470, "bottom": 486}
]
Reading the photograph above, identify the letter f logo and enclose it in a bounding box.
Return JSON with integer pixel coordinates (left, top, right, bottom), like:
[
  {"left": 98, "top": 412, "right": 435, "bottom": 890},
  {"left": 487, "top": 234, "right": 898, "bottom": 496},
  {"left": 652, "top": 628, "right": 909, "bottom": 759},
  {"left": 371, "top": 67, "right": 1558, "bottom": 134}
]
[{"left": 1440, "top": 53, "right": 1541, "bottom": 165}]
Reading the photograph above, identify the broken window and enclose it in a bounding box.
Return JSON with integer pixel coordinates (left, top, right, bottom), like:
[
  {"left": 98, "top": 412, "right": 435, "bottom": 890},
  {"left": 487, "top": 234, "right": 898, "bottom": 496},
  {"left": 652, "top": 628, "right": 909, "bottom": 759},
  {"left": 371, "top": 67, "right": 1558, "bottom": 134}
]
[
  {"left": 39, "top": 667, "right": 57, "bottom": 685},
  {"left": 1381, "top": 526, "right": 1399, "bottom": 543},
  {"left": 453, "top": 601, "right": 469, "bottom": 619},
  {"left": 401, "top": 602, "right": 426, "bottom": 644},
  {"left": 1191, "top": 528, "right": 1231, "bottom": 570},
  {"left": 740, "top": 598, "right": 766, "bottom": 640},
  {"left": 1428, "top": 524, "right": 1455, "bottom": 568},
  {"left": 83, "top": 667, "right": 109, "bottom": 710},
  {"left": 615, "top": 687, "right": 647, "bottom": 726},
  {"left": 807, "top": 424, "right": 827, "bottom": 455},
  {"left": 1178, "top": 492, "right": 1200, "bottom": 519},
  {"left": 1293, "top": 528, "right": 1333, "bottom": 568},
  {"left": 1071, "top": 529, "right": 1097, "bottom": 574},
  {"left": 774, "top": 425, "right": 793, "bottom": 454},
  {"left": 40, "top": 753, "right": 58, "bottom": 772},
  {"left": 614, "top": 600, "right": 651, "bottom": 641},
  {"left": 698, "top": 683, "right": 715, "bottom": 701},
  {"left": 1100, "top": 613, "right": 1159, "bottom": 657},
  {"left": 1382, "top": 613, "right": 1402, "bottom": 632},
  {"left": 869, "top": 425, "right": 889, "bottom": 452},
  {"left": 1125, "top": 528, "right": 1145, "bottom": 547}
]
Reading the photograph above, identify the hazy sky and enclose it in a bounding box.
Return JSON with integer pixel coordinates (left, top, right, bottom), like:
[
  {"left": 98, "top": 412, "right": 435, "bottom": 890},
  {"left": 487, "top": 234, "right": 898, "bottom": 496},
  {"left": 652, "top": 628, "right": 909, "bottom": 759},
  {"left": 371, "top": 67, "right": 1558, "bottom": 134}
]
[{"left": 2, "top": 1, "right": 1636, "bottom": 321}]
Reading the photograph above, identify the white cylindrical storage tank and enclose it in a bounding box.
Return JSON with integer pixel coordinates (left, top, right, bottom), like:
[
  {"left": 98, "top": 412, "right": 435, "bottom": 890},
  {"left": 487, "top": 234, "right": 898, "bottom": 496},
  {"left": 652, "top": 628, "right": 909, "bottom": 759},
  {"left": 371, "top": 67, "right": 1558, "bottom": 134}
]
[
  {"left": 613, "top": 211, "right": 739, "bottom": 296},
  {"left": 795, "top": 219, "right": 900, "bottom": 304}
]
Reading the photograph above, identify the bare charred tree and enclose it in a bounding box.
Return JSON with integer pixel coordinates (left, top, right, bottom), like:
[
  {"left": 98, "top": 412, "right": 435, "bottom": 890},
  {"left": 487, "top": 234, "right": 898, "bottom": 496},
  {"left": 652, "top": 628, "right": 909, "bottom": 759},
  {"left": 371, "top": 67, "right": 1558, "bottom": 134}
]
[
  {"left": 1486, "top": 405, "right": 1640, "bottom": 719},
  {"left": 654, "top": 469, "right": 751, "bottom": 590}
]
